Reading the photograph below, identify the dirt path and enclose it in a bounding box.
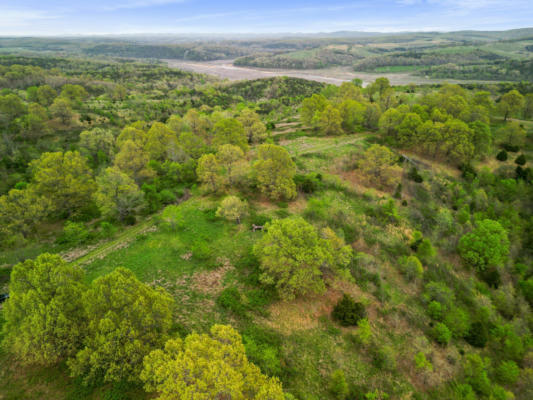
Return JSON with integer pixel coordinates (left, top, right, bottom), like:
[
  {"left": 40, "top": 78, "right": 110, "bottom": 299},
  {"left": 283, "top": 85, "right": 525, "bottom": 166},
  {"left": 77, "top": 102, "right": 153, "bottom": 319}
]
[{"left": 68, "top": 218, "right": 156, "bottom": 267}]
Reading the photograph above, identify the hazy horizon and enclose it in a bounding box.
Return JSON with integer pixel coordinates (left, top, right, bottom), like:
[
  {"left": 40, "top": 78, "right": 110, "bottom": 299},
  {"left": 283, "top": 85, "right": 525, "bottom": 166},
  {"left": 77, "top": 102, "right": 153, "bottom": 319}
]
[{"left": 1, "top": 1, "right": 533, "bottom": 36}]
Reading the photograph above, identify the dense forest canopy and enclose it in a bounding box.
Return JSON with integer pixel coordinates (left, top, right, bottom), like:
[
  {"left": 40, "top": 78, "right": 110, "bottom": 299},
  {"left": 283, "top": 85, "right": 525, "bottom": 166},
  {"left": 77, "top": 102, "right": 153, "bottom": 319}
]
[{"left": 0, "top": 47, "right": 532, "bottom": 400}]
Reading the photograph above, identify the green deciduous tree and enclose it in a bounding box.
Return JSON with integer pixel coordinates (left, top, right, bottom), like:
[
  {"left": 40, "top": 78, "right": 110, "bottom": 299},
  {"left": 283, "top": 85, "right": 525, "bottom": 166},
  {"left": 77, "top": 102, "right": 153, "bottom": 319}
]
[
  {"left": 498, "top": 90, "right": 524, "bottom": 121},
  {"left": 60, "top": 84, "right": 88, "bottom": 103},
  {"left": 79, "top": 127, "right": 115, "bottom": 163},
  {"left": 183, "top": 108, "right": 211, "bottom": 139},
  {"left": 2, "top": 253, "right": 86, "bottom": 365},
  {"left": 441, "top": 118, "right": 475, "bottom": 164},
  {"left": 397, "top": 112, "right": 423, "bottom": 146},
  {"left": 378, "top": 108, "right": 403, "bottom": 137},
  {"left": 300, "top": 94, "right": 327, "bottom": 126},
  {"left": 217, "top": 144, "right": 248, "bottom": 186},
  {"left": 330, "top": 369, "right": 349, "bottom": 400},
  {"left": 197, "top": 153, "right": 224, "bottom": 193},
  {"left": 94, "top": 167, "right": 144, "bottom": 220},
  {"left": 145, "top": 122, "right": 178, "bottom": 161},
  {"left": 339, "top": 99, "right": 366, "bottom": 133},
  {"left": 314, "top": 104, "right": 343, "bottom": 135},
  {"left": 117, "top": 125, "right": 147, "bottom": 147},
  {"left": 36, "top": 85, "right": 57, "bottom": 106},
  {"left": 141, "top": 324, "right": 284, "bottom": 400},
  {"left": 359, "top": 144, "right": 401, "bottom": 188},
  {"left": 114, "top": 139, "right": 154, "bottom": 184},
  {"left": 21, "top": 103, "right": 49, "bottom": 139},
  {"left": 238, "top": 108, "right": 268, "bottom": 144},
  {"left": 69, "top": 267, "right": 173, "bottom": 384},
  {"left": 254, "top": 144, "right": 296, "bottom": 200},
  {"left": 178, "top": 130, "right": 208, "bottom": 159},
  {"left": 0, "top": 187, "right": 51, "bottom": 242},
  {"left": 50, "top": 97, "right": 74, "bottom": 125},
  {"left": 216, "top": 196, "right": 248, "bottom": 223},
  {"left": 458, "top": 219, "right": 509, "bottom": 271},
  {"left": 212, "top": 118, "right": 248, "bottom": 151},
  {"left": 30, "top": 151, "right": 95, "bottom": 216},
  {"left": 502, "top": 121, "right": 526, "bottom": 147},
  {"left": 0, "top": 93, "right": 26, "bottom": 127},
  {"left": 254, "top": 217, "right": 352, "bottom": 300}
]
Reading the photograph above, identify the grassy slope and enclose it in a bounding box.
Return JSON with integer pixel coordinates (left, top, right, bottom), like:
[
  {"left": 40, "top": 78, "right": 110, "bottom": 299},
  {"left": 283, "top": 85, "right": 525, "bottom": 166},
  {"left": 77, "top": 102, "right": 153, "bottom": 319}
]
[{"left": 1, "top": 116, "right": 531, "bottom": 399}]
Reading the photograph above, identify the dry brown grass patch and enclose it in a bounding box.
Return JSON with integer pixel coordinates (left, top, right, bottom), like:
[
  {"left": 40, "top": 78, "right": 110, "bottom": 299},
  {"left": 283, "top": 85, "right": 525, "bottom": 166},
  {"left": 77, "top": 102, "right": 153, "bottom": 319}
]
[{"left": 191, "top": 257, "right": 234, "bottom": 295}]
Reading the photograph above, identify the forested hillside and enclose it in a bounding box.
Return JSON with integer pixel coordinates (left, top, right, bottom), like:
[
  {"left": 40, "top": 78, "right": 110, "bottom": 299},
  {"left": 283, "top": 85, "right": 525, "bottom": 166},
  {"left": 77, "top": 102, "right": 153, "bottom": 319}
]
[{"left": 0, "top": 54, "right": 532, "bottom": 400}]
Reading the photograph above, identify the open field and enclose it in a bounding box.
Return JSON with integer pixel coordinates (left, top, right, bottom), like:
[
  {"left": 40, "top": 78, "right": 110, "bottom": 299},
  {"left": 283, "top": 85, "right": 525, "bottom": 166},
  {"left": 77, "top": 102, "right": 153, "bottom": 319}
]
[{"left": 166, "top": 59, "right": 504, "bottom": 86}]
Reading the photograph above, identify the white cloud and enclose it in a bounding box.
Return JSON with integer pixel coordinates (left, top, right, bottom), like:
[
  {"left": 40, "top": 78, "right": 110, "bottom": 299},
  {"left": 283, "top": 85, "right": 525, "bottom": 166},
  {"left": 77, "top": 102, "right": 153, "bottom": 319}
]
[
  {"left": 0, "top": 8, "right": 57, "bottom": 27},
  {"left": 102, "top": 0, "right": 188, "bottom": 11}
]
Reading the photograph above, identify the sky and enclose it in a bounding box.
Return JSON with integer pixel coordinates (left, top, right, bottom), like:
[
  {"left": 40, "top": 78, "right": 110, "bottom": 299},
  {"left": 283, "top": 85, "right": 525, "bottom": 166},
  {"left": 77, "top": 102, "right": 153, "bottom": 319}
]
[{"left": 0, "top": 0, "right": 532, "bottom": 36}]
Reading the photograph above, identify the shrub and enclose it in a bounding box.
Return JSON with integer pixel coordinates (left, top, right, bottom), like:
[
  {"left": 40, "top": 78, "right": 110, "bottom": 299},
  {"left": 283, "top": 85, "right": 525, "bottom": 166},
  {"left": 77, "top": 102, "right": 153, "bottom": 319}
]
[
  {"left": 479, "top": 266, "right": 501, "bottom": 288},
  {"left": 519, "top": 277, "right": 533, "bottom": 307},
  {"left": 372, "top": 345, "right": 396, "bottom": 371},
  {"left": 99, "top": 221, "right": 117, "bottom": 239},
  {"left": 431, "top": 322, "right": 452, "bottom": 345},
  {"left": 464, "top": 354, "right": 491, "bottom": 396},
  {"left": 490, "top": 385, "right": 514, "bottom": 400},
  {"left": 158, "top": 189, "right": 175, "bottom": 204},
  {"left": 502, "top": 143, "right": 519, "bottom": 152},
  {"left": 424, "top": 281, "right": 455, "bottom": 309},
  {"left": 332, "top": 294, "right": 367, "bottom": 326},
  {"left": 465, "top": 321, "right": 488, "bottom": 348},
  {"left": 330, "top": 369, "right": 349, "bottom": 400},
  {"left": 399, "top": 255, "right": 423, "bottom": 281},
  {"left": 216, "top": 287, "right": 246, "bottom": 317},
  {"left": 496, "top": 150, "right": 508, "bottom": 161},
  {"left": 57, "top": 221, "right": 90, "bottom": 245},
  {"left": 444, "top": 307, "right": 471, "bottom": 339},
  {"left": 417, "top": 239, "right": 436, "bottom": 262},
  {"left": 159, "top": 205, "right": 186, "bottom": 231},
  {"left": 514, "top": 154, "right": 526, "bottom": 165},
  {"left": 414, "top": 352, "right": 433, "bottom": 372},
  {"left": 356, "top": 318, "right": 372, "bottom": 346},
  {"left": 458, "top": 219, "right": 509, "bottom": 271},
  {"left": 243, "top": 332, "right": 281, "bottom": 377},
  {"left": 495, "top": 360, "right": 520, "bottom": 385},
  {"left": 408, "top": 167, "right": 423, "bottom": 183},
  {"left": 428, "top": 301, "right": 443, "bottom": 321},
  {"left": 294, "top": 172, "right": 323, "bottom": 193}
]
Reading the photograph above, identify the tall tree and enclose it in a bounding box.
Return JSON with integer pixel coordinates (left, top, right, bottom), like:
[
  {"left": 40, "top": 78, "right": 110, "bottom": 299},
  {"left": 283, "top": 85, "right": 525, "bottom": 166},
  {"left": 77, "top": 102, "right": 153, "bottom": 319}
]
[
  {"left": 114, "top": 140, "right": 154, "bottom": 184},
  {"left": 216, "top": 196, "right": 248, "bottom": 223},
  {"left": 2, "top": 253, "right": 86, "bottom": 365},
  {"left": 254, "top": 144, "right": 296, "bottom": 200},
  {"left": 499, "top": 90, "right": 524, "bottom": 121},
  {"left": 217, "top": 144, "right": 247, "bottom": 186},
  {"left": 68, "top": 268, "right": 173, "bottom": 384},
  {"left": 212, "top": 118, "right": 248, "bottom": 151},
  {"left": 0, "top": 188, "right": 51, "bottom": 241},
  {"left": 315, "top": 105, "right": 343, "bottom": 135},
  {"left": 94, "top": 167, "right": 144, "bottom": 220},
  {"left": 238, "top": 108, "right": 268, "bottom": 144},
  {"left": 79, "top": 127, "right": 115, "bottom": 163},
  {"left": 145, "top": 122, "right": 178, "bottom": 161},
  {"left": 300, "top": 94, "right": 327, "bottom": 126},
  {"left": 359, "top": 144, "right": 402, "bottom": 188},
  {"left": 458, "top": 219, "right": 510, "bottom": 271},
  {"left": 197, "top": 154, "right": 224, "bottom": 193},
  {"left": 141, "top": 324, "right": 284, "bottom": 400},
  {"left": 50, "top": 98, "right": 74, "bottom": 126},
  {"left": 254, "top": 217, "right": 352, "bottom": 300},
  {"left": 30, "top": 151, "right": 95, "bottom": 216}
]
